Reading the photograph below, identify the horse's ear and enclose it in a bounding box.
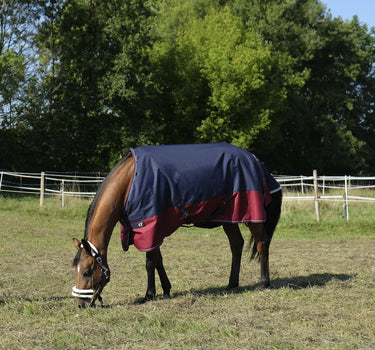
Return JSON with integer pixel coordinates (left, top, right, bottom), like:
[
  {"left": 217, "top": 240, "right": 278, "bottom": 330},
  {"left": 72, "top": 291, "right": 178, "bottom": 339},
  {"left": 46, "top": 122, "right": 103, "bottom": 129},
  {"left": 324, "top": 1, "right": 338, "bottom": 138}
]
[{"left": 73, "top": 238, "right": 81, "bottom": 250}]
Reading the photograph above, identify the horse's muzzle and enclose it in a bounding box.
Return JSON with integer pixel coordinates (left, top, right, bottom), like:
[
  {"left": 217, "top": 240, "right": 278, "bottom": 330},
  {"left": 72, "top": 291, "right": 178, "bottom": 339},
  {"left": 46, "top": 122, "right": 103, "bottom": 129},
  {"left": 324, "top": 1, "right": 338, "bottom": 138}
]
[
  {"left": 72, "top": 286, "right": 104, "bottom": 308},
  {"left": 77, "top": 297, "right": 89, "bottom": 308},
  {"left": 72, "top": 286, "right": 94, "bottom": 308}
]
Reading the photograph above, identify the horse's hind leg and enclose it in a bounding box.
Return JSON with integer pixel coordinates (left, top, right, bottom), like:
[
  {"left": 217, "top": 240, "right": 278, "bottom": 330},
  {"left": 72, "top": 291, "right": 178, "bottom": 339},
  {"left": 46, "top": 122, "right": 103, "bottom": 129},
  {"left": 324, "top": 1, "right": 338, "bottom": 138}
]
[
  {"left": 155, "top": 248, "right": 172, "bottom": 298},
  {"left": 223, "top": 223, "right": 244, "bottom": 289},
  {"left": 251, "top": 189, "right": 282, "bottom": 289},
  {"left": 247, "top": 223, "right": 270, "bottom": 290},
  {"left": 145, "top": 247, "right": 171, "bottom": 301}
]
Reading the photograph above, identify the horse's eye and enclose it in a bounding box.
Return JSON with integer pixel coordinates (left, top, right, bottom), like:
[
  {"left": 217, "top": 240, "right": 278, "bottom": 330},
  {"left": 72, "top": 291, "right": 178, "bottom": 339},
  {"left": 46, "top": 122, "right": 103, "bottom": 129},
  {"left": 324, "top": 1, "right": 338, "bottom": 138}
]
[{"left": 83, "top": 268, "right": 93, "bottom": 278}]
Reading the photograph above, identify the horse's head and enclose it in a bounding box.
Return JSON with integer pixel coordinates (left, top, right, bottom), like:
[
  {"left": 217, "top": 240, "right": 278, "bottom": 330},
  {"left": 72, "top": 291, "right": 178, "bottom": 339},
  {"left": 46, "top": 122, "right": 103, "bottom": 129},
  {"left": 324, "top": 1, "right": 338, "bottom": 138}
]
[{"left": 72, "top": 238, "right": 110, "bottom": 308}]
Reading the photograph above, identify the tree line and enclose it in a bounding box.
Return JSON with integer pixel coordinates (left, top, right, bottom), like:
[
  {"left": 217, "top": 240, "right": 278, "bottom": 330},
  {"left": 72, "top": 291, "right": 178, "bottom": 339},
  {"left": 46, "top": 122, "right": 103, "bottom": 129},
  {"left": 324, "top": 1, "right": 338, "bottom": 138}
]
[{"left": 1, "top": 0, "right": 375, "bottom": 175}]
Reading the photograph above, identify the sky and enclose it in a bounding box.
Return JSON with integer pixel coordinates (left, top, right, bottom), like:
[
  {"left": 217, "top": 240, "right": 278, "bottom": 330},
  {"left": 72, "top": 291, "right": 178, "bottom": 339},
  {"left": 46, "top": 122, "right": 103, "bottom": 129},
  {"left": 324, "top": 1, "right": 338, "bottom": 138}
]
[{"left": 322, "top": 0, "right": 375, "bottom": 28}]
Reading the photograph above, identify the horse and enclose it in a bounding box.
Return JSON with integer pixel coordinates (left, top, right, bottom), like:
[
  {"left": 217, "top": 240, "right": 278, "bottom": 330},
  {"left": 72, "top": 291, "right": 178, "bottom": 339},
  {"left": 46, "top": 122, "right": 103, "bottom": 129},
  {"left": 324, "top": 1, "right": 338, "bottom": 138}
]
[{"left": 72, "top": 143, "right": 282, "bottom": 308}]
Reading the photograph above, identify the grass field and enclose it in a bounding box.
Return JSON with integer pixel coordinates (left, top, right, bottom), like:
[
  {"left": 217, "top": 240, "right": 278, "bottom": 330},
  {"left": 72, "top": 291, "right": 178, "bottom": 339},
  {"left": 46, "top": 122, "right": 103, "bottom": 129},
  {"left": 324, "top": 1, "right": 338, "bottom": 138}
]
[{"left": 0, "top": 194, "right": 374, "bottom": 349}]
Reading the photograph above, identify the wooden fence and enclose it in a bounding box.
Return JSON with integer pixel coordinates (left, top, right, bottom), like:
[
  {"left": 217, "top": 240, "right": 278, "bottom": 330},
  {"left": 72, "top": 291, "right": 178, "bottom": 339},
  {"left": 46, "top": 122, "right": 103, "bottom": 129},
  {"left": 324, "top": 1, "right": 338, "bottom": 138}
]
[
  {"left": 275, "top": 172, "right": 375, "bottom": 221},
  {"left": 0, "top": 171, "right": 104, "bottom": 207},
  {"left": 1, "top": 170, "right": 375, "bottom": 221}
]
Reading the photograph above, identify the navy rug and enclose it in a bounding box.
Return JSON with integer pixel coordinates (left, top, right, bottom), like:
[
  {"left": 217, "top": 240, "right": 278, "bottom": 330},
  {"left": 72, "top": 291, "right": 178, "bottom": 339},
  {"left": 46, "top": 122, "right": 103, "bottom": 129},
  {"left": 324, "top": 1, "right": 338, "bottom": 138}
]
[{"left": 121, "top": 143, "right": 280, "bottom": 252}]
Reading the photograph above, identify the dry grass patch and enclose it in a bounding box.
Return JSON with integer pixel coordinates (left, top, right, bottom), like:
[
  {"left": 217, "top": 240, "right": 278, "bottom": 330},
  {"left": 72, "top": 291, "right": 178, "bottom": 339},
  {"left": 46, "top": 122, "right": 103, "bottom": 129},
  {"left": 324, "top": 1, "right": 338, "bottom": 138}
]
[{"left": 0, "top": 195, "right": 374, "bottom": 349}]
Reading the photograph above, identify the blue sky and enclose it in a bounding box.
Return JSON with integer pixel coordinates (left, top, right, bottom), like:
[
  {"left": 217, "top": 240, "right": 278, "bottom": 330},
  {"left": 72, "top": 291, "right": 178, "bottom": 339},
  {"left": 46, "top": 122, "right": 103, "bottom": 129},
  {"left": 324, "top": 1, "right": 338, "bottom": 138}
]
[{"left": 323, "top": 0, "right": 375, "bottom": 28}]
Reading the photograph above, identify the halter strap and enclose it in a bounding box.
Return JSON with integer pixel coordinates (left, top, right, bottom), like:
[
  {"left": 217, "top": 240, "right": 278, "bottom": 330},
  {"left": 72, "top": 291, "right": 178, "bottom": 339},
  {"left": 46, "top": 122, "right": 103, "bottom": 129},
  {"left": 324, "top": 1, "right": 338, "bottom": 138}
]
[
  {"left": 85, "top": 240, "right": 99, "bottom": 257},
  {"left": 82, "top": 240, "right": 109, "bottom": 276}
]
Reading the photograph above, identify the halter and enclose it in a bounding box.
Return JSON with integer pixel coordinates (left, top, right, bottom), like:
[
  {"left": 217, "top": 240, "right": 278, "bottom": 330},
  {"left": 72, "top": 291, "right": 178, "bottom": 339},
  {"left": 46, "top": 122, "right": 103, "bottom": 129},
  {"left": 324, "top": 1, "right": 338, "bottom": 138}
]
[{"left": 72, "top": 240, "right": 110, "bottom": 307}]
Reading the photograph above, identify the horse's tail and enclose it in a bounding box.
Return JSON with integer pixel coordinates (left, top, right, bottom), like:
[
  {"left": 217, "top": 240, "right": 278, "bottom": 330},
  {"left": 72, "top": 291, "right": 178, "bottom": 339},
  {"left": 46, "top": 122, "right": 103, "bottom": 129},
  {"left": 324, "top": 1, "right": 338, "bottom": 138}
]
[
  {"left": 249, "top": 189, "right": 282, "bottom": 261},
  {"left": 249, "top": 236, "right": 258, "bottom": 260}
]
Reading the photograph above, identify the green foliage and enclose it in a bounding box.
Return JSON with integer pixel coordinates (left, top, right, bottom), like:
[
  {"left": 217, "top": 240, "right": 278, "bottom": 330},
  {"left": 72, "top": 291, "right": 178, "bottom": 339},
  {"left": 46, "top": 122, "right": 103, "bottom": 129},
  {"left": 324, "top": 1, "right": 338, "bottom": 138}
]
[
  {"left": 0, "top": 51, "right": 25, "bottom": 107},
  {"left": 186, "top": 8, "right": 281, "bottom": 146},
  {"left": 34, "top": 0, "right": 119, "bottom": 170},
  {"left": 242, "top": 0, "right": 375, "bottom": 174},
  {"left": 151, "top": 3, "right": 307, "bottom": 150},
  {"left": 1, "top": 0, "right": 375, "bottom": 174}
]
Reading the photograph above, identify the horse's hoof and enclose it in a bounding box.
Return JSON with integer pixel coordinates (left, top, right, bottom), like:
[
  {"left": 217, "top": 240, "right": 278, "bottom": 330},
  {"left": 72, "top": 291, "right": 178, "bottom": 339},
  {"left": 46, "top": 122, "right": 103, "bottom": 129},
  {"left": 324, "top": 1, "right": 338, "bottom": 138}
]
[
  {"left": 134, "top": 297, "right": 147, "bottom": 304},
  {"left": 226, "top": 283, "right": 239, "bottom": 291},
  {"left": 135, "top": 295, "right": 154, "bottom": 304},
  {"left": 259, "top": 283, "right": 270, "bottom": 291}
]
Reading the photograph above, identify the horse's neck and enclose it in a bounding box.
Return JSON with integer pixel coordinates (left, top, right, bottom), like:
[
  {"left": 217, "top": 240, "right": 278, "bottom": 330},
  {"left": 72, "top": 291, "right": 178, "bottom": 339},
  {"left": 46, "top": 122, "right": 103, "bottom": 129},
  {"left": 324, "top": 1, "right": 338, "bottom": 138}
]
[{"left": 87, "top": 158, "right": 134, "bottom": 257}]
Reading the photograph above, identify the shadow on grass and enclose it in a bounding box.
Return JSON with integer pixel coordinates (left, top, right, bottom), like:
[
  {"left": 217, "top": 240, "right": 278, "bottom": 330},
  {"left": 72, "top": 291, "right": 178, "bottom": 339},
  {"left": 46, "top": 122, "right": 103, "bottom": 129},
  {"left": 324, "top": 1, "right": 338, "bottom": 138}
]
[
  {"left": 1, "top": 273, "right": 354, "bottom": 308},
  {"left": 168, "top": 272, "right": 356, "bottom": 300},
  {"left": 270, "top": 272, "right": 356, "bottom": 290}
]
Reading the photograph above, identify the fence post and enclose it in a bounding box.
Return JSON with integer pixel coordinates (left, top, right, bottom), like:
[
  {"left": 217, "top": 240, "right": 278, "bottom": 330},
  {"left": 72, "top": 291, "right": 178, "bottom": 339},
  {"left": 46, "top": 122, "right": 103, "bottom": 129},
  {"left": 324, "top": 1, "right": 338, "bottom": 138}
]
[
  {"left": 40, "top": 172, "right": 45, "bottom": 207},
  {"left": 61, "top": 179, "right": 65, "bottom": 208},
  {"left": 0, "top": 171, "right": 3, "bottom": 191},
  {"left": 300, "top": 175, "right": 304, "bottom": 194},
  {"left": 313, "top": 169, "right": 320, "bottom": 222},
  {"left": 343, "top": 175, "right": 349, "bottom": 220}
]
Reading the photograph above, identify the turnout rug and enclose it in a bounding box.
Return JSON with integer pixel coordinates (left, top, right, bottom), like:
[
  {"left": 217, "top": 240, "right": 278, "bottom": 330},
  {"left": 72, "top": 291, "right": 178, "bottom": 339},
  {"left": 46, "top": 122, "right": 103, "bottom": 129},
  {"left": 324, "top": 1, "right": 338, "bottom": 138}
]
[{"left": 121, "top": 143, "right": 281, "bottom": 252}]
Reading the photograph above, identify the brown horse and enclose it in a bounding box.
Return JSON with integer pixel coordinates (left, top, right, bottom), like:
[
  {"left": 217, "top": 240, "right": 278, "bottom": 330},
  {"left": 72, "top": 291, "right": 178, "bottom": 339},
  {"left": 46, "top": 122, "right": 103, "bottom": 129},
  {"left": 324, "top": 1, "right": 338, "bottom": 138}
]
[{"left": 72, "top": 144, "right": 282, "bottom": 308}]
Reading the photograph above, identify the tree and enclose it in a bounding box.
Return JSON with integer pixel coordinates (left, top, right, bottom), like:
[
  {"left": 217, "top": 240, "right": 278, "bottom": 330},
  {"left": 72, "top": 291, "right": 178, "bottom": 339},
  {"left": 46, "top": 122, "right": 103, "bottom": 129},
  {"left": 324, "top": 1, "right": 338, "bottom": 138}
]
[
  {"left": 0, "top": 0, "right": 41, "bottom": 170},
  {"left": 34, "top": 0, "right": 157, "bottom": 170},
  {"left": 150, "top": 2, "right": 306, "bottom": 152},
  {"left": 36, "top": 0, "right": 120, "bottom": 170},
  {"left": 188, "top": 8, "right": 305, "bottom": 150},
  {"left": 2, "top": 0, "right": 375, "bottom": 175},
  {"left": 98, "top": 0, "right": 158, "bottom": 160},
  {"left": 230, "top": 0, "right": 375, "bottom": 174}
]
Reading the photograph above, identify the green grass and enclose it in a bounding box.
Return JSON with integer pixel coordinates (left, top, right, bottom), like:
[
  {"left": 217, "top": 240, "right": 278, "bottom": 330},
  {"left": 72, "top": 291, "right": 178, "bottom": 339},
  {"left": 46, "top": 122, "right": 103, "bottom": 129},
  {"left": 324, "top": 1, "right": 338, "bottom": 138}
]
[{"left": 0, "top": 195, "right": 374, "bottom": 349}]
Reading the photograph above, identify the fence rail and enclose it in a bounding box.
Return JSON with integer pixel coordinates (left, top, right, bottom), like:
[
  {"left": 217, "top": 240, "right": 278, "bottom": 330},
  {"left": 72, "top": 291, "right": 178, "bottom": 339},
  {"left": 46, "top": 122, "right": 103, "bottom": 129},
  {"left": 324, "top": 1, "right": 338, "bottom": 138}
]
[
  {"left": 0, "top": 170, "right": 104, "bottom": 199},
  {"left": 1, "top": 170, "right": 375, "bottom": 220}
]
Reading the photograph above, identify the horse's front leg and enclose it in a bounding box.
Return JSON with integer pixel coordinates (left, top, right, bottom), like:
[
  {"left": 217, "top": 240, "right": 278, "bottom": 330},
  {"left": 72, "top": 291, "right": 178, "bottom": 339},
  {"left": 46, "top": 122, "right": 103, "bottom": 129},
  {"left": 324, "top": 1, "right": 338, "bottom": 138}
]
[
  {"left": 248, "top": 223, "right": 270, "bottom": 290},
  {"left": 145, "top": 247, "right": 171, "bottom": 301}
]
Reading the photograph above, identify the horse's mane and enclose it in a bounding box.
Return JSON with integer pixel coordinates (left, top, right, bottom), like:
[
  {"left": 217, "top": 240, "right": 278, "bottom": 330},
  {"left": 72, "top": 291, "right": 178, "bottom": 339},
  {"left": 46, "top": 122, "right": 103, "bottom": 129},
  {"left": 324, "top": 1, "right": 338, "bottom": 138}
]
[{"left": 73, "top": 150, "right": 133, "bottom": 267}]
